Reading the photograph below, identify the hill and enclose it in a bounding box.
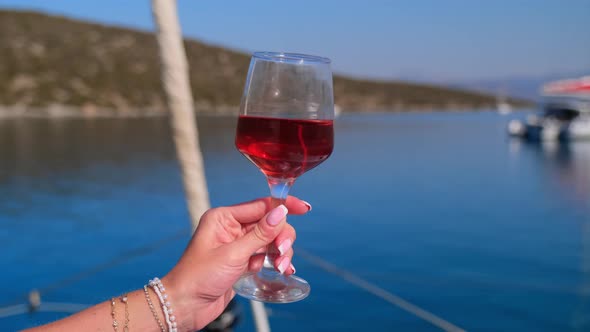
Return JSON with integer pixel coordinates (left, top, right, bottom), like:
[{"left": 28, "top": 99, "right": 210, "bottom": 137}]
[{"left": 0, "top": 10, "right": 531, "bottom": 115}]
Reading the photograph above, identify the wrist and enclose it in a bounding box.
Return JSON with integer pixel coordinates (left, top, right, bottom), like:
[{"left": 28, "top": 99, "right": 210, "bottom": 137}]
[{"left": 162, "top": 274, "right": 209, "bottom": 331}]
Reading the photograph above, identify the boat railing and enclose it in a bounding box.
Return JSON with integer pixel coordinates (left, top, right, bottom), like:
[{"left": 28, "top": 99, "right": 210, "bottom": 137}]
[{"left": 0, "top": 229, "right": 467, "bottom": 332}]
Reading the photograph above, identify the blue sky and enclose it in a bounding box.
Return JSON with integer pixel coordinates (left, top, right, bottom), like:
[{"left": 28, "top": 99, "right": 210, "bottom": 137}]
[{"left": 0, "top": 0, "right": 588, "bottom": 82}]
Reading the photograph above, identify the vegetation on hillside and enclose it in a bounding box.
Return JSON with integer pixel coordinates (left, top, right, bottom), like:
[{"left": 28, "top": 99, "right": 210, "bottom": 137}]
[{"left": 0, "top": 10, "right": 530, "bottom": 114}]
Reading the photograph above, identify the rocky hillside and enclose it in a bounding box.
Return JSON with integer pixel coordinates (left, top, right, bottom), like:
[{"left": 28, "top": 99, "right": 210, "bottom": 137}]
[{"left": 0, "top": 10, "right": 530, "bottom": 115}]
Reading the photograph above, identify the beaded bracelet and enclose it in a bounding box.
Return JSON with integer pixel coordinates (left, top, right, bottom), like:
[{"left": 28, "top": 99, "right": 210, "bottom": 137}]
[{"left": 149, "top": 277, "right": 178, "bottom": 332}]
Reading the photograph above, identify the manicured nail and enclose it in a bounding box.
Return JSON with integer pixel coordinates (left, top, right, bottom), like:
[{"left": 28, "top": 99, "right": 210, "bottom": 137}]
[
  {"left": 277, "top": 238, "right": 292, "bottom": 256},
  {"left": 277, "top": 256, "right": 290, "bottom": 274},
  {"left": 302, "top": 200, "right": 312, "bottom": 211},
  {"left": 289, "top": 263, "right": 296, "bottom": 274},
  {"left": 267, "top": 205, "right": 288, "bottom": 226}
]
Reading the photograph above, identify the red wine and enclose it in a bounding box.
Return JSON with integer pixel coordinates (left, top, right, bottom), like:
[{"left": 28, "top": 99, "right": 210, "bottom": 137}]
[{"left": 236, "top": 115, "right": 334, "bottom": 179}]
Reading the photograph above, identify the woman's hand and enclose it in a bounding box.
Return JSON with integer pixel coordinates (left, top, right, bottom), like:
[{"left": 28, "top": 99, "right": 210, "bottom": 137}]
[{"left": 163, "top": 196, "right": 311, "bottom": 331}]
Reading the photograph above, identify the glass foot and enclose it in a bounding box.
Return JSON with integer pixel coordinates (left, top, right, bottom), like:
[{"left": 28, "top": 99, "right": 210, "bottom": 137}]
[{"left": 233, "top": 269, "right": 310, "bottom": 303}]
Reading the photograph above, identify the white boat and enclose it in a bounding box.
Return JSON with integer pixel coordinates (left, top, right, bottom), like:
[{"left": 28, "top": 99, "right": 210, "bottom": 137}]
[
  {"left": 497, "top": 101, "right": 512, "bottom": 115},
  {"left": 334, "top": 104, "right": 342, "bottom": 117},
  {"left": 508, "top": 76, "right": 590, "bottom": 141},
  {"left": 496, "top": 89, "right": 512, "bottom": 115}
]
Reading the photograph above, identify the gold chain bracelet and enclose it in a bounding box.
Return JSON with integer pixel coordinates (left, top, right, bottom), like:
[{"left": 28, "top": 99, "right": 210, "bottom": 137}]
[
  {"left": 144, "top": 285, "right": 167, "bottom": 332},
  {"left": 120, "top": 294, "right": 130, "bottom": 332},
  {"left": 110, "top": 297, "right": 119, "bottom": 332}
]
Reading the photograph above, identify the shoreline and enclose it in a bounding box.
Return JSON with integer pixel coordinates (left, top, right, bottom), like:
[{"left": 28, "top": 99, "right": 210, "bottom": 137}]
[
  {"left": 0, "top": 104, "right": 240, "bottom": 119},
  {"left": 0, "top": 104, "right": 531, "bottom": 119}
]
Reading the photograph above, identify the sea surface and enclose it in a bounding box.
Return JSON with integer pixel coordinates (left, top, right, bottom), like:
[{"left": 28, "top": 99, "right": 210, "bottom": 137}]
[{"left": 1, "top": 112, "right": 589, "bottom": 331}]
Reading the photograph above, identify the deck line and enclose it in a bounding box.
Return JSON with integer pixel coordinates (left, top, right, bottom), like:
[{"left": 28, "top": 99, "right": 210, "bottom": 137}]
[{"left": 298, "top": 248, "right": 467, "bottom": 332}]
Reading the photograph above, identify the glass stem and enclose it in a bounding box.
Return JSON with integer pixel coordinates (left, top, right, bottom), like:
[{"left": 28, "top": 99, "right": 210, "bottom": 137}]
[{"left": 262, "top": 177, "right": 295, "bottom": 272}]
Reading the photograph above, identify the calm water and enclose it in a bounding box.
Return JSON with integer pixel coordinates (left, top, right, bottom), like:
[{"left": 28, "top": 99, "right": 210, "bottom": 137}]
[{"left": 1, "top": 112, "right": 589, "bottom": 331}]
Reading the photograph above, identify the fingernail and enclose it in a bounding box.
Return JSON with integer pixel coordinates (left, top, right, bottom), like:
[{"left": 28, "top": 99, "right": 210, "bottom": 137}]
[
  {"left": 277, "top": 238, "right": 292, "bottom": 256},
  {"left": 289, "top": 263, "right": 296, "bottom": 274},
  {"left": 302, "top": 200, "right": 312, "bottom": 211},
  {"left": 267, "top": 205, "right": 288, "bottom": 226},
  {"left": 278, "top": 256, "right": 290, "bottom": 274}
]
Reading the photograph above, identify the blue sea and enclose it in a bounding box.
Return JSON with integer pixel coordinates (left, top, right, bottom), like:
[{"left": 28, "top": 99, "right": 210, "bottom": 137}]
[{"left": 1, "top": 112, "right": 589, "bottom": 331}]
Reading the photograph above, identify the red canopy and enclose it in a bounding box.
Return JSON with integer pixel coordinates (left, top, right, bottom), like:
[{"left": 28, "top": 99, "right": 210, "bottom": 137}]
[{"left": 543, "top": 76, "right": 590, "bottom": 95}]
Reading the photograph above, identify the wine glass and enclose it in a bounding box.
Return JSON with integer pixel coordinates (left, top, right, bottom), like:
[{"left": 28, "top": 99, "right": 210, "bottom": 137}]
[{"left": 234, "top": 52, "right": 335, "bottom": 303}]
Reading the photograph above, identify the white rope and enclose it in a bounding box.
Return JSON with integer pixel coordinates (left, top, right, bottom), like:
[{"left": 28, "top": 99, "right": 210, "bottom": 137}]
[
  {"left": 151, "top": 0, "right": 210, "bottom": 231},
  {"left": 297, "top": 248, "right": 467, "bottom": 332},
  {"left": 250, "top": 301, "right": 271, "bottom": 332},
  {"left": 0, "top": 304, "right": 27, "bottom": 319},
  {"left": 37, "top": 302, "right": 89, "bottom": 313},
  {"left": 150, "top": 1, "right": 269, "bottom": 331},
  {"left": 0, "top": 303, "right": 90, "bottom": 319}
]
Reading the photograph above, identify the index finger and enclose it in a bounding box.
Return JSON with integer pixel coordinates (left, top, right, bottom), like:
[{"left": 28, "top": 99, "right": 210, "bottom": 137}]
[{"left": 226, "top": 196, "right": 311, "bottom": 224}]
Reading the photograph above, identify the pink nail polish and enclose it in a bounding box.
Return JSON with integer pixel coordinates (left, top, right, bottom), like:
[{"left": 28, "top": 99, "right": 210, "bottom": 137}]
[
  {"left": 277, "top": 238, "right": 292, "bottom": 255},
  {"left": 278, "top": 256, "right": 290, "bottom": 274},
  {"left": 267, "top": 205, "right": 288, "bottom": 226},
  {"left": 289, "top": 263, "right": 296, "bottom": 274},
  {"left": 302, "top": 200, "right": 312, "bottom": 211}
]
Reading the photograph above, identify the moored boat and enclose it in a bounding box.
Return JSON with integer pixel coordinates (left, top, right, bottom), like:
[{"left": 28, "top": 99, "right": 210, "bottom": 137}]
[{"left": 508, "top": 76, "right": 590, "bottom": 141}]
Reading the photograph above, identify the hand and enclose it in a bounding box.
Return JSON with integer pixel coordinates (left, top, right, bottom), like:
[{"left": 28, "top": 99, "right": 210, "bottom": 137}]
[{"left": 163, "top": 196, "right": 311, "bottom": 331}]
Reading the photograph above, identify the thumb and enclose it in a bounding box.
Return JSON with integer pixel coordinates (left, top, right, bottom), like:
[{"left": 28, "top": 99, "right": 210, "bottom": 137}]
[{"left": 231, "top": 204, "right": 288, "bottom": 260}]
